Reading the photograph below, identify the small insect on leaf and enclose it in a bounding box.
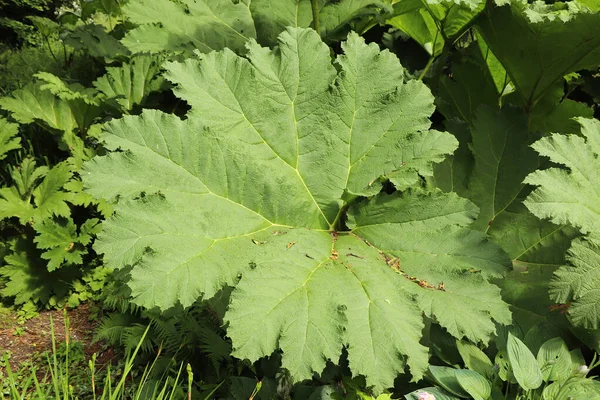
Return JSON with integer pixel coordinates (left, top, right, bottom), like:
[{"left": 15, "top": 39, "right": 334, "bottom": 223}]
[
  {"left": 251, "top": 238, "right": 266, "bottom": 245},
  {"left": 65, "top": 242, "right": 75, "bottom": 251},
  {"left": 286, "top": 242, "right": 296, "bottom": 249},
  {"left": 273, "top": 230, "right": 287, "bottom": 236}
]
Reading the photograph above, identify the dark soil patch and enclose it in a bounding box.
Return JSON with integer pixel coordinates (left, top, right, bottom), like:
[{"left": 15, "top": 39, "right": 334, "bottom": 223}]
[{"left": 0, "top": 303, "right": 115, "bottom": 374}]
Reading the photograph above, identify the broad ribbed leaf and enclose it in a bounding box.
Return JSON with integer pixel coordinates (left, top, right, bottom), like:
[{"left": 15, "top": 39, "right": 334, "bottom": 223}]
[
  {"left": 121, "top": 0, "right": 256, "bottom": 54},
  {"left": 478, "top": 2, "right": 600, "bottom": 106},
  {"left": 347, "top": 191, "right": 511, "bottom": 342},
  {"left": 64, "top": 24, "right": 130, "bottom": 59},
  {"left": 121, "top": 0, "right": 391, "bottom": 54},
  {"left": 93, "top": 55, "right": 167, "bottom": 112},
  {"left": 0, "top": 82, "right": 77, "bottom": 133},
  {"left": 250, "top": 0, "right": 392, "bottom": 45},
  {"left": 467, "top": 107, "right": 537, "bottom": 231},
  {"left": 524, "top": 118, "right": 600, "bottom": 235},
  {"left": 84, "top": 28, "right": 510, "bottom": 392}
]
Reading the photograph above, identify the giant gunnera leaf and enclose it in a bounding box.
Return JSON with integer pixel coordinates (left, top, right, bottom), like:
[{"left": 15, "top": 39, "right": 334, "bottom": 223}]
[{"left": 83, "top": 28, "right": 511, "bottom": 392}]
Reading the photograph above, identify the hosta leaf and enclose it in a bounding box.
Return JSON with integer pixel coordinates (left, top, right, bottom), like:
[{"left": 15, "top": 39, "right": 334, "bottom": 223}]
[
  {"left": 507, "top": 333, "right": 543, "bottom": 390},
  {"left": 524, "top": 118, "right": 600, "bottom": 235},
  {"left": 93, "top": 54, "right": 167, "bottom": 112},
  {"left": 121, "top": 0, "right": 256, "bottom": 54},
  {"left": 429, "top": 366, "right": 470, "bottom": 397},
  {"left": 457, "top": 340, "right": 494, "bottom": 378},
  {"left": 536, "top": 337, "right": 571, "bottom": 382},
  {"left": 0, "top": 116, "right": 20, "bottom": 161},
  {"left": 84, "top": 28, "right": 510, "bottom": 392},
  {"left": 455, "top": 369, "right": 491, "bottom": 400},
  {"left": 478, "top": 1, "right": 600, "bottom": 106}
]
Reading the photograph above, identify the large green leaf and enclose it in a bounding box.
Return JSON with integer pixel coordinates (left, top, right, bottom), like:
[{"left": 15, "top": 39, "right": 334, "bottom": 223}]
[
  {"left": 121, "top": 0, "right": 393, "bottom": 54},
  {"left": 0, "top": 82, "right": 77, "bottom": 134},
  {"left": 478, "top": 1, "right": 600, "bottom": 107},
  {"left": 467, "top": 107, "right": 537, "bottom": 231},
  {"left": 121, "top": 0, "right": 256, "bottom": 54},
  {"left": 84, "top": 28, "right": 510, "bottom": 392}
]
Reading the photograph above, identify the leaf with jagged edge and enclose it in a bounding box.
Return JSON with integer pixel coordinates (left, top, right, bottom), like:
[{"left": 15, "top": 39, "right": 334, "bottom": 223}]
[
  {"left": 0, "top": 160, "right": 73, "bottom": 224},
  {"left": 524, "top": 118, "right": 600, "bottom": 235},
  {"left": 83, "top": 28, "right": 510, "bottom": 392},
  {"left": 433, "top": 107, "right": 578, "bottom": 332},
  {"left": 388, "top": 0, "right": 484, "bottom": 57},
  {"left": 0, "top": 82, "right": 77, "bottom": 133},
  {"left": 34, "top": 217, "right": 100, "bottom": 271},
  {"left": 63, "top": 24, "right": 130, "bottom": 59},
  {"left": 121, "top": 0, "right": 393, "bottom": 54},
  {"left": 478, "top": 1, "right": 600, "bottom": 107},
  {"left": 250, "top": 0, "right": 393, "bottom": 45},
  {"left": 121, "top": 0, "right": 256, "bottom": 54},
  {"left": 524, "top": 118, "right": 600, "bottom": 328},
  {"left": 550, "top": 237, "right": 600, "bottom": 329},
  {"left": 0, "top": 240, "right": 75, "bottom": 305},
  {"left": 93, "top": 54, "right": 167, "bottom": 112},
  {"left": 0, "top": 117, "right": 20, "bottom": 161},
  {"left": 34, "top": 72, "right": 98, "bottom": 105}
]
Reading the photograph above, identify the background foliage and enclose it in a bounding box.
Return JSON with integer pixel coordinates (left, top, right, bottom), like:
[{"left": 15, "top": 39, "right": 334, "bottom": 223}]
[{"left": 1, "top": 0, "right": 600, "bottom": 398}]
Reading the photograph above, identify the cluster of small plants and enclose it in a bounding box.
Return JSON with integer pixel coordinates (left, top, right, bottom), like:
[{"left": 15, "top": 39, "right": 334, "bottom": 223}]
[{"left": 1, "top": 0, "right": 600, "bottom": 398}]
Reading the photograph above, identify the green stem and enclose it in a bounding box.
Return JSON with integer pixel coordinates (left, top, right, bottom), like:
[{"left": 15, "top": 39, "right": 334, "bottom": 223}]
[
  {"left": 311, "top": 0, "right": 321, "bottom": 36},
  {"left": 418, "top": 56, "right": 435, "bottom": 80}
]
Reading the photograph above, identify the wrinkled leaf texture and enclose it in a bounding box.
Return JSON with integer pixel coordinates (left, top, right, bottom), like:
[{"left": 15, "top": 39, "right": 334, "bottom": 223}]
[{"left": 84, "top": 28, "right": 511, "bottom": 392}]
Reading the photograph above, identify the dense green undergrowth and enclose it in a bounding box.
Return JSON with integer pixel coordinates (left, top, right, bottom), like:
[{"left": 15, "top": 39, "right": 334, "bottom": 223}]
[{"left": 1, "top": 0, "right": 600, "bottom": 398}]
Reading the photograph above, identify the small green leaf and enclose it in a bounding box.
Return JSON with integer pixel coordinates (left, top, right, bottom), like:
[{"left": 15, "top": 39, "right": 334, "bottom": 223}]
[
  {"left": 457, "top": 340, "right": 494, "bottom": 378},
  {"left": 429, "top": 366, "right": 470, "bottom": 397},
  {"left": 507, "top": 333, "right": 543, "bottom": 390},
  {"left": 0, "top": 117, "right": 20, "bottom": 161},
  {"left": 536, "top": 337, "right": 571, "bottom": 382},
  {"left": 455, "top": 369, "right": 491, "bottom": 400}
]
